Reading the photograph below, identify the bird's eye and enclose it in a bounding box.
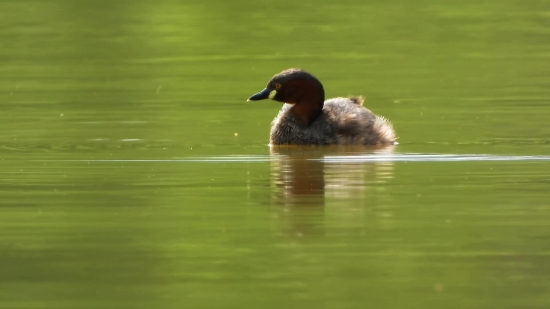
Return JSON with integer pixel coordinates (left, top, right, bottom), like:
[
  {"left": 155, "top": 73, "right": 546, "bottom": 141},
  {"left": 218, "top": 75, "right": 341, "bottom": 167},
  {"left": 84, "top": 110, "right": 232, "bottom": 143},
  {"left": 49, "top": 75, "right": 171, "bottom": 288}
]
[{"left": 275, "top": 83, "right": 282, "bottom": 90}]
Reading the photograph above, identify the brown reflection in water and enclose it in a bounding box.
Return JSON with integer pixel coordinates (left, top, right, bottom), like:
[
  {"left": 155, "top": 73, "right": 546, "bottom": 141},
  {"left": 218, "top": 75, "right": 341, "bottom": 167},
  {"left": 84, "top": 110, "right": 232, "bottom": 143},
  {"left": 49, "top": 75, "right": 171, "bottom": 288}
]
[{"left": 270, "top": 145, "right": 395, "bottom": 238}]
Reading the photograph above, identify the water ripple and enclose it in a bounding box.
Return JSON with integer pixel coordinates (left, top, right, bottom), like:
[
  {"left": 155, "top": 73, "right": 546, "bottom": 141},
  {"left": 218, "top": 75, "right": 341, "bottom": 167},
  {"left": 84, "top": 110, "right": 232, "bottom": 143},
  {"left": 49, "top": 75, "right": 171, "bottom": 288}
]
[
  {"left": 56, "top": 154, "right": 550, "bottom": 163},
  {"left": 321, "top": 154, "right": 550, "bottom": 163}
]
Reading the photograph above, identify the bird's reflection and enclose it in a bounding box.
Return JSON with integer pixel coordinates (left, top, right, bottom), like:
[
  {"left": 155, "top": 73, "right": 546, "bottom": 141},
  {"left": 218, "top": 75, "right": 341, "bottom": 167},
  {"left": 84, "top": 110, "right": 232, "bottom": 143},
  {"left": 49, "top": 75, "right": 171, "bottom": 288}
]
[{"left": 269, "top": 145, "right": 395, "bottom": 238}]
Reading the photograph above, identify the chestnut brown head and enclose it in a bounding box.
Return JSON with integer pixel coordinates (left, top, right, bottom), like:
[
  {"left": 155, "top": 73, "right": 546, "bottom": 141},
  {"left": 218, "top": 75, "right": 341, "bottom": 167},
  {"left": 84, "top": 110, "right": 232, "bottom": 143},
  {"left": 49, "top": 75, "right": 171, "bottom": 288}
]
[{"left": 248, "top": 69, "right": 325, "bottom": 105}]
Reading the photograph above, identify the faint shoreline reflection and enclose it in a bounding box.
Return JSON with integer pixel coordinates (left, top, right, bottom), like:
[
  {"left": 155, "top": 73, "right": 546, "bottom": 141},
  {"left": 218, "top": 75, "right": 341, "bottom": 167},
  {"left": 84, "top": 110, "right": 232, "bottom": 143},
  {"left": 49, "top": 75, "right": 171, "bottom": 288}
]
[{"left": 269, "top": 145, "right": 395, "bottom": 238}]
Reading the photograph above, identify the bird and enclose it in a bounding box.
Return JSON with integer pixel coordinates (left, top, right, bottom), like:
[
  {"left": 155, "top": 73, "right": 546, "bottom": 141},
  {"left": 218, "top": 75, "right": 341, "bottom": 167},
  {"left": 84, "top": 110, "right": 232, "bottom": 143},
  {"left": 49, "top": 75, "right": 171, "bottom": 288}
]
[{"left": 248, "top": 68, "right": 396, "bottom": 145}]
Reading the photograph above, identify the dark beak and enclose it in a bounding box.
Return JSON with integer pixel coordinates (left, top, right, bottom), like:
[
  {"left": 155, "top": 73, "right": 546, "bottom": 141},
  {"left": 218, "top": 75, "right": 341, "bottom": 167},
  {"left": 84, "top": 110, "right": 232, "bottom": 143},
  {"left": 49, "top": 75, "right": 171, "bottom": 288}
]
[{"left": 247, "top": 88, "right": 271, "bottom": 101}]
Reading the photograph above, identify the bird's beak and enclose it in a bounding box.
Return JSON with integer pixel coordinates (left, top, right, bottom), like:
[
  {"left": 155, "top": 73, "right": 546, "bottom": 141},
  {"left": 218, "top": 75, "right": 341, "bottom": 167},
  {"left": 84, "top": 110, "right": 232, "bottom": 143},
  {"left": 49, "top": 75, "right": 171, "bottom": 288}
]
[{"left": 247, "top": 88, "right": 276, "bottom": 101}]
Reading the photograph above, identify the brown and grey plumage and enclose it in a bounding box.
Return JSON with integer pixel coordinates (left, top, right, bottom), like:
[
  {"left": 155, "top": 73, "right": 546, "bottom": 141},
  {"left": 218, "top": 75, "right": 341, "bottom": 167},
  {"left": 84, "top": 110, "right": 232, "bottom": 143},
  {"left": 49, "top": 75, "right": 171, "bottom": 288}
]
[{"left": 248, "top": 68, "right": 396, "bottom": 145}]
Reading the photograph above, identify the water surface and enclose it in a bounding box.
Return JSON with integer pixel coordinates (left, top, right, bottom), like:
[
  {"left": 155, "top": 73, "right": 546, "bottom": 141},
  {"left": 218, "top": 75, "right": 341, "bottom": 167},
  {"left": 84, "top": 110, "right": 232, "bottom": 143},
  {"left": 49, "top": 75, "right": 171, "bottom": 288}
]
[{"left": 2, "top": 0, "right": 550, "bottom": 308}]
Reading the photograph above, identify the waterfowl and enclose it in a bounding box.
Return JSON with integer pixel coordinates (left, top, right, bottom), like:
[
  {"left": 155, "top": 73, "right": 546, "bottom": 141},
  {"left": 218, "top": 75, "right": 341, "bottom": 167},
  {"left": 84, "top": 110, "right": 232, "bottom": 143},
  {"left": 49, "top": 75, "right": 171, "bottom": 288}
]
[{"left": 248, "top": 68, "right": 396, "bottom": 145}]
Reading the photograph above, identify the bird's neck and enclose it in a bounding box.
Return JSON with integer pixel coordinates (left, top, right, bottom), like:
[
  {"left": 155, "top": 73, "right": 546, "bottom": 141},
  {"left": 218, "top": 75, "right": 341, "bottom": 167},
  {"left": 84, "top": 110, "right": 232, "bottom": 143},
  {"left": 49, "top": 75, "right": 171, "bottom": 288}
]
[
  {"left": 289, "top": 99, "right": 324, "bottom": 127},
  {"left": 288, "top": 83, "right": 325, "bottom": 127}
]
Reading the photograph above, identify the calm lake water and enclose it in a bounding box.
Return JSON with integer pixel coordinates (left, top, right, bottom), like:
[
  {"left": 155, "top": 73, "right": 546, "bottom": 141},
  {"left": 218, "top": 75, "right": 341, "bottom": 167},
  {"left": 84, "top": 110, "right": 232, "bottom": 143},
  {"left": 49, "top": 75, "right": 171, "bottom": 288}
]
[{"left": 2, "top": 0, "right": 550, "bottom": 308}]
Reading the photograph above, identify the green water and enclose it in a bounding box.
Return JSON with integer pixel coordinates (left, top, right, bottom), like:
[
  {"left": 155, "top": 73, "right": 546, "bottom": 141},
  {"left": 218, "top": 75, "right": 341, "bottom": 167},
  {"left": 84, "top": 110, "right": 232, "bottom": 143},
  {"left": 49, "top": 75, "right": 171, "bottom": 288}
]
[{"left": 2, "top": 0, "right": 550, "bottom": 308}]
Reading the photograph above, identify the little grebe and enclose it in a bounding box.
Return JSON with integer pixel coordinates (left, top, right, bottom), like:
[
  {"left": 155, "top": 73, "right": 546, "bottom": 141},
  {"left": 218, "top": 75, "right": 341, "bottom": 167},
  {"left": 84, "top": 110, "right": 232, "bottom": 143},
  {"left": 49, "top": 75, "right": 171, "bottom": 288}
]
[{"left": 248, "top": 68, "right": 396, "bottom": 145}]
